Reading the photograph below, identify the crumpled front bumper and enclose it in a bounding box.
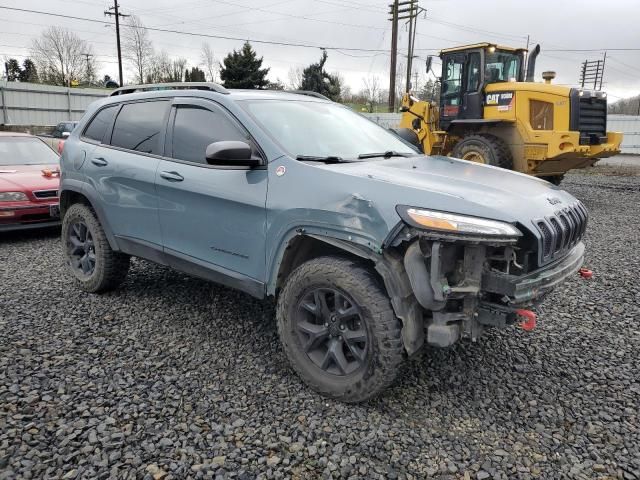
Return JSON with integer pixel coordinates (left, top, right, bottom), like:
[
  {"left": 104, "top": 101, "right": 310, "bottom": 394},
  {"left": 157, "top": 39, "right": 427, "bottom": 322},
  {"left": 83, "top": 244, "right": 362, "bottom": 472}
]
[{"left": 481, "top": 242, "right": 585, "bottom": 305}]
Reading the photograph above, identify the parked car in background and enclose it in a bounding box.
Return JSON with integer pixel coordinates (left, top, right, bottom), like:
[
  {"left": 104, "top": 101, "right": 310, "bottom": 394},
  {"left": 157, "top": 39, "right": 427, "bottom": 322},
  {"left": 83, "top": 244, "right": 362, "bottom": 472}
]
[
  {"left": 0, "top": 132, "right": 61, "bottom": 231},
  {"left": 39, "top": 121, "right": 78, "bottom": 154},
  {"left": 59, "top": 83, "right": 588, "bottom": 402}
]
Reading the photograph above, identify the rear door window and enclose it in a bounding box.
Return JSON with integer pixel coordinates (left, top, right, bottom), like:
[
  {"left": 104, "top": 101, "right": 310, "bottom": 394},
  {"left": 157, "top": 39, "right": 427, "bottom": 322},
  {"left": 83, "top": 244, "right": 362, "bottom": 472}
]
[
  {"left": 83, "top": 105, "right": 118, "bottom": 143},
  {"left": 170, "top": 105, "right": 248, "bottom": 164},
  {"left": 110, "top": 101, "right": 169, "bottom": 155}
]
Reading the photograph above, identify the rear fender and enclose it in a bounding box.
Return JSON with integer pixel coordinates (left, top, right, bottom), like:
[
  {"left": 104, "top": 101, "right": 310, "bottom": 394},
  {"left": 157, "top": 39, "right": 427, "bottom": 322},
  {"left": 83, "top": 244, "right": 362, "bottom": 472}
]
[{"left": 60, "top": 180, "right": 120, "bottom": 251}]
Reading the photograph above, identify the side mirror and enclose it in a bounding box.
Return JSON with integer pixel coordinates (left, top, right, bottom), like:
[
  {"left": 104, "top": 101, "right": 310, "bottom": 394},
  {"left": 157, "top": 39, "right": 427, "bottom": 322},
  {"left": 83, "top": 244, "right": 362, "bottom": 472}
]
[
  {"left": 425, "top": 56, "right": 433, "bottom": 74},
  {"left": 62, "top": 131, "right": 71, "bottom": 139},
  {"left": 205, "top": 141, "right": 261, "bottom": 167}
]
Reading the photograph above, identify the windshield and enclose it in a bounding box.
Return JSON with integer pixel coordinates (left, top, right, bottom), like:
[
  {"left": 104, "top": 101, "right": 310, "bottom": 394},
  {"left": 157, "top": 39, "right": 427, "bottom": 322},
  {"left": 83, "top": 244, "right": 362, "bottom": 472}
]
[
  {"left": 240, "top": 100, "right": 418, "bottom": 160},
  {"left": 485, "top": 51, "right": 521, "bottom": 83},
  {"left": 0, "top": 137, "right": 59, "bottom": 166}
]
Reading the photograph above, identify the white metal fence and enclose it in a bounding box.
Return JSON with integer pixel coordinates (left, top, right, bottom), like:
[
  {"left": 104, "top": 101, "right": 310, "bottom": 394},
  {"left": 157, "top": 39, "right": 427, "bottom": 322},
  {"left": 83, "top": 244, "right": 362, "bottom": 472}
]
[
  {"left": 607, "top": 115, "right": 640, "bottom": 154},
  {"left": 362, "top": 112, "right": 403, "bottom": 129},
  {"left": 0, "top": 81, "right": 108, "bottom": 126}
]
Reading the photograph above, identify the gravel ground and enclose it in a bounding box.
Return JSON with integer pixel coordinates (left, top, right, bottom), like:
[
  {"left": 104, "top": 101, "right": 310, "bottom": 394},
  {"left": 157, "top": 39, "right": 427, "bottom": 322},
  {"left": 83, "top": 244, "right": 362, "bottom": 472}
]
[{"left": 1, "top": 173, "right": 639, "bottom": 480}]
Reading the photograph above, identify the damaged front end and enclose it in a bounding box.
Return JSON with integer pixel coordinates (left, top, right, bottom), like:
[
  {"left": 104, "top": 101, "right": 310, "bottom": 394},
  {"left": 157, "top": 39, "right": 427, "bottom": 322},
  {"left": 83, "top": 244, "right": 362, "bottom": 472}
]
[{"left": 380, "top": 206, "right": 586, "bottom": 354}]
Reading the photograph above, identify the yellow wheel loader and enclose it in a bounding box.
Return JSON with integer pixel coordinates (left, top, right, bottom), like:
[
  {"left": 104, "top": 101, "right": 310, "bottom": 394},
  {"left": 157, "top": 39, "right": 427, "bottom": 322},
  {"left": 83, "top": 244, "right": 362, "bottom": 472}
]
[{"left": 398, "top": 43, "right": 623, "bottom": 184}]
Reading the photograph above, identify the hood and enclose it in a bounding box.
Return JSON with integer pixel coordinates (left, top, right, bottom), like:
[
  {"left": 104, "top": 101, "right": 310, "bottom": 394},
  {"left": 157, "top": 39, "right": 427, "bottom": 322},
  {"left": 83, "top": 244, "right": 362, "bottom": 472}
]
[
  {"left": 317, "top": 155, "right": 579, "bottom": 228},
  {"left": 0, "top": 163, "right": 60, "bottom": 194}
]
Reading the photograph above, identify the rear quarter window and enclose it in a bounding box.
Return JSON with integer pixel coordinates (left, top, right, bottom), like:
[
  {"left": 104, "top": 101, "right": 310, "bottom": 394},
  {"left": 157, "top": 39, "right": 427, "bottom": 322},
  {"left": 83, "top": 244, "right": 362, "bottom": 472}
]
[{"left": 83, "top": 105, "right": 118, "bottom": 143}]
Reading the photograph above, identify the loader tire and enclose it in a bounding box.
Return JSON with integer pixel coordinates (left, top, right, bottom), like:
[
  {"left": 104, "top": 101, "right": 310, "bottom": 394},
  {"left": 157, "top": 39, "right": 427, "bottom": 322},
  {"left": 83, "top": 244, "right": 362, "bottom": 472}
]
[{"left": 452, "top": 134, "right": 513, "bottom": 170}]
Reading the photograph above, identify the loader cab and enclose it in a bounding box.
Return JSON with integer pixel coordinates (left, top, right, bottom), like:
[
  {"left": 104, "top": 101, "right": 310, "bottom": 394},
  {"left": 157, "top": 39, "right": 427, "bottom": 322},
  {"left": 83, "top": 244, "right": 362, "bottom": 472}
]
[{"left": 438, "top": 43, "right": 526, "bottom": 130}]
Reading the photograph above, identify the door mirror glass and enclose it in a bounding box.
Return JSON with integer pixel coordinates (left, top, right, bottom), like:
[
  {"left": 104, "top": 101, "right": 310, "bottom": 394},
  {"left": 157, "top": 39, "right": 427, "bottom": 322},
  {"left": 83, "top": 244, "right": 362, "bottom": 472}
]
[{"left": 205, "top": 141, "right": 259, "bottom": 166}]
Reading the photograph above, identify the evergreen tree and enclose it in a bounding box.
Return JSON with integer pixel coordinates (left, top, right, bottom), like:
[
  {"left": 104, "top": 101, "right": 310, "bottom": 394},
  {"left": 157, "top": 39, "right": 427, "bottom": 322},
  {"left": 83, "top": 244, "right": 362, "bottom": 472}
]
[
  {"left": 300, "top": 51, "right": 341, "bottom": 101},
  {"left": 185, "top": 66, "right": 206, "bottom": 82},
  {"left": 19, "top": 59, "right": 39, "bottom": 83},
  {"left": 5, "top": 59, "right": 21, "bottom": 81},
  {"left": 219, "top": 42, "right": 269, "bottom": 89}
]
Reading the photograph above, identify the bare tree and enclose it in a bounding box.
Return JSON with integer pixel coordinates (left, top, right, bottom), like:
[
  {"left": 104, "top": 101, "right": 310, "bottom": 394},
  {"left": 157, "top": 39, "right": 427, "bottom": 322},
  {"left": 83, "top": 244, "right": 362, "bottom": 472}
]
[
  {"left": 146, "top": 52, "right": 186, "bottom": 83},
  {"left": 31, "top": 27, "right": 94, "bottom": 86},
  {"left": 200, "top": 43, "right": 218, "bottom": 82},
  {"left": 287, "top": 66, "right": 303, "bottom": 90},
  {"left": 123, "top": 15, "right": 154, "bottom": 84},
  {"left": 170, "top": 58, "right": 187, "bottom": 82},
  {"left": 362, "top": 75, "right": 381, "bottom": 113}
]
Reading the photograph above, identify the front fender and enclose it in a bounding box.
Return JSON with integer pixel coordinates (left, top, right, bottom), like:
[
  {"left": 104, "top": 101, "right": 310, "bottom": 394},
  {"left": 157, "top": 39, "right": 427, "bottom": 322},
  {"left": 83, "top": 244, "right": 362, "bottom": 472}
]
[{"left": 266, "top": 225, "right": 380, "bottom": 296}]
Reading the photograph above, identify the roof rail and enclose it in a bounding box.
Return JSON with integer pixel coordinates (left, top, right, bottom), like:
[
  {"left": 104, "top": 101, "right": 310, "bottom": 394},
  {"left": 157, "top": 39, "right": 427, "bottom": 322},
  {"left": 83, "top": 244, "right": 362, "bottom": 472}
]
[
  {"left": 109, "top": 82, "right": 229, "bottom": 97},
  {"left": 284, "top": 90, "right": 331, "bottom": 101}
]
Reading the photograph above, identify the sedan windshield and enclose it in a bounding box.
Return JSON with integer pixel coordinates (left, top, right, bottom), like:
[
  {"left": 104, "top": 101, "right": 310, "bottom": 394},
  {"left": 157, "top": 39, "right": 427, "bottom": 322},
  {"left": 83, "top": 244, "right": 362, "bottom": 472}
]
[
  {"left": 241, "top": 100, "right": 418, "bottom": 160},
  {"left": 0, "top": 137, "right": 59, "bottom": 166}
]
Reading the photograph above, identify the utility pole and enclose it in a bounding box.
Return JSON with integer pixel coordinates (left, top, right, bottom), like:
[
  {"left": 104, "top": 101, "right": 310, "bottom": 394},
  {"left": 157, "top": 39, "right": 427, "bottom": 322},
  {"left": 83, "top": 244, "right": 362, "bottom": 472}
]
[
  {"left": 388, "top": 0, "right": 424, "bottom": 111},
  {"left": 81, "top": 52, "right": 94, "bottom": 85},
  {"left": 388, "top": 0, "right": 399, "bottom": 112},
  {"left": 403, "top": 0, "right": 423, "bottom": 93},
  {"left": 104, "top": 1, "right": 129, "bottom": 87}
]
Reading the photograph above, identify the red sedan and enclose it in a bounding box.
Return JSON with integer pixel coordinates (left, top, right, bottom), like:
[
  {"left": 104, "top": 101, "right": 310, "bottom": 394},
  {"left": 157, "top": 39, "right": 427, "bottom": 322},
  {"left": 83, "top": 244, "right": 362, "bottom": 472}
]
[{"left": 0, "top": 132, "right": 61, "bottom": 231}]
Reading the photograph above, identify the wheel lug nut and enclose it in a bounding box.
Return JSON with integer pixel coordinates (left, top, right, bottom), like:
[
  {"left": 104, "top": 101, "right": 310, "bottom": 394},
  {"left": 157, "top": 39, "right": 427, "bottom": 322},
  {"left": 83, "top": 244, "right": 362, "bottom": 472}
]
[
  {"left": 324, "top": 323, "right": 328, "bottom": 327},
  {"left": 340, "top": 325, "right": 345, "bottom": 330}
]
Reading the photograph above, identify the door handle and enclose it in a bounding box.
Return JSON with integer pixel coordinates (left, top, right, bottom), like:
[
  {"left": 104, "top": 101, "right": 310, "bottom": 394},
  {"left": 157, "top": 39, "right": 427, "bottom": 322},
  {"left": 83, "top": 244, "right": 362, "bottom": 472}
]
[
  {"left": 159, "top": 171, "right": 184, "bottom": 182},
  {"left": 91, "top": 157, "right": 108, "bottom": 167}
]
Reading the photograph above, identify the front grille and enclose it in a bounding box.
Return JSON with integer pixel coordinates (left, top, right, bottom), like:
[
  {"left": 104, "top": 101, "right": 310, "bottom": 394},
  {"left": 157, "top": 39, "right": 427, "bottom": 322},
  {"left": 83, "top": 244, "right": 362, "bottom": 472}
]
[
  {"left": 570, "top": 89, "right": 607, "bottom": 145},
  {"left": 33, "top": 189, "right": 58, "bottom": 199},
  {"left": 535, "top": 201, "right": 588, "bottom": 265}
]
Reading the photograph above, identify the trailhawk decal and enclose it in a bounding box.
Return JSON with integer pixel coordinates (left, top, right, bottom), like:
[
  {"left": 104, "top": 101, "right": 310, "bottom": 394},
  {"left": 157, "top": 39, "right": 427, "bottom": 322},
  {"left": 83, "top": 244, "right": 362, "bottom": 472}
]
[{"left": 485, "top": 91, "right": 514, "bottom": 110}]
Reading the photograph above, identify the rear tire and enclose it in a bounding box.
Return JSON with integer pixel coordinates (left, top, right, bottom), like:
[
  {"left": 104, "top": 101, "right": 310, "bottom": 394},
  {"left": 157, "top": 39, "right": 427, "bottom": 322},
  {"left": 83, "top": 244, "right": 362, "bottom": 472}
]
[
  {"left": 61, "top": 203, "right": 130, "bottom": 293},
  {"left": 276, "top": 256, "right": 405, "bottom": 402},
  {"left": 451, "top": 133, "right": 513, "bottom": 170}
]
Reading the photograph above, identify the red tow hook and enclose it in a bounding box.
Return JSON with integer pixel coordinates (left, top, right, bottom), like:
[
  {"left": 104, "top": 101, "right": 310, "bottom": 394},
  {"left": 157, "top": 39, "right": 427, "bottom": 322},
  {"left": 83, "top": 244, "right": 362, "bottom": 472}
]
[
  {"left": 579, "top": 268, "right": 593, "bottom": 279},
  {"left": 516, "top": 309, "right": 537, "bottom": 332}
]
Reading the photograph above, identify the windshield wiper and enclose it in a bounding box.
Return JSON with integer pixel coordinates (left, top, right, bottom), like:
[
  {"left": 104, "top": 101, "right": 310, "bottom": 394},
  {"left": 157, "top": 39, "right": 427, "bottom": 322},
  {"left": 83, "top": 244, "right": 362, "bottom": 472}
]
[
  {"left": 357, "top": 151, "right": 413, "bottom": 159},
  {"left": 296, "top": 155, "right": 344, "bottom": 163}
]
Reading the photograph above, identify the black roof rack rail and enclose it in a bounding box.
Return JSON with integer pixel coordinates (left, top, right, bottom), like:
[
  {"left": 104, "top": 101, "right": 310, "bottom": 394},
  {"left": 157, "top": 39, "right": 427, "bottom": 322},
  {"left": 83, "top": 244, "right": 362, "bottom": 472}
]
[
  {"left": 284, "top": 90, "right": 331, "bottom": 101},
  {"left": 109, "top": 82, "right": 229, "bottom": 97}
]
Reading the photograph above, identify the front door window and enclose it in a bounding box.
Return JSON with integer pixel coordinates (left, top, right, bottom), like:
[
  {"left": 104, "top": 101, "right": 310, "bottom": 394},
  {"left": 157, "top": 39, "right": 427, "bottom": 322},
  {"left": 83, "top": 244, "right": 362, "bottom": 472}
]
[{"left": 442, "top": 56, "right": 463, "bottom": 117}]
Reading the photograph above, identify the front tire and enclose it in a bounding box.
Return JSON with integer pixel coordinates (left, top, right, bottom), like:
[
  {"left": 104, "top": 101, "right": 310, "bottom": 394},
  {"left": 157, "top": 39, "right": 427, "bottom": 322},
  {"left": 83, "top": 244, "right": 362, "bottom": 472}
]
[
  {"left": 451, "top": 133, "right": 513, "bottom": 170},
  {"left": 276, "top": 257, "right": 405, "bottom": 402},
  {"left": 61, "top": 203, "right": 130, "bottom": 293},
  {"left": 542, "top": 174, "right": 564, "bottom": 186}
]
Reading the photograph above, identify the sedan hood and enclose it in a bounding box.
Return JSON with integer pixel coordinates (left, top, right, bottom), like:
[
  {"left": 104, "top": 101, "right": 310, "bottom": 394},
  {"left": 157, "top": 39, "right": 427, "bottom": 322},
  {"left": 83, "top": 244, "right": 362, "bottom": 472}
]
[
  {"left": 318, "top": 155, "right": 579, "bottom": 225},
  {"left": 0, "top": 164, "right": 60, "bottom": 194}
]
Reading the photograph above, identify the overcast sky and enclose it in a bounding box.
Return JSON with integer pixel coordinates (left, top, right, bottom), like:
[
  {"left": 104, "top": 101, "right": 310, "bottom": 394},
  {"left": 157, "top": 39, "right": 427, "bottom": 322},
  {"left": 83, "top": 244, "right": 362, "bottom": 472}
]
[{"left": 1, "top": 0, "right": 639, "bottom": 101}]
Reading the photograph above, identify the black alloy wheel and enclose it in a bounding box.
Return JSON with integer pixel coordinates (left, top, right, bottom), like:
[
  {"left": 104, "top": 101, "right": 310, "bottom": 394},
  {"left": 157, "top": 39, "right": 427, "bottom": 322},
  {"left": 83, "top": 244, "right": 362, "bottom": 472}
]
[
  {"left": 67, "top": 220, "right": 96, "bottom": 277},
  {"left": 295, "top": 287, "right": 368, "bottom": 376}
]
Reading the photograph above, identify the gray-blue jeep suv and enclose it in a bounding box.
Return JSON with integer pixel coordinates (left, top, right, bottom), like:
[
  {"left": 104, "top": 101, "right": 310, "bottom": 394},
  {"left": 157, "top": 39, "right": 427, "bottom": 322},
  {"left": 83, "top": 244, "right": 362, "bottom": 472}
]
[{"left": 59, "top": 82, "right": 588, "bottom": 402}]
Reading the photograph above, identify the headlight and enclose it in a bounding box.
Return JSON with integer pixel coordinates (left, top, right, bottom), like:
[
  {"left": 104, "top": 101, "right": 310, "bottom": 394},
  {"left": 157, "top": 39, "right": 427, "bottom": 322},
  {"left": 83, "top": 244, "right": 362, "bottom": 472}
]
[
  {"left": 0, "top": 192, "right": 28, "bottom": 202},
  {"left": 398, "top": 206, "right": 521, "bottom": 237}
]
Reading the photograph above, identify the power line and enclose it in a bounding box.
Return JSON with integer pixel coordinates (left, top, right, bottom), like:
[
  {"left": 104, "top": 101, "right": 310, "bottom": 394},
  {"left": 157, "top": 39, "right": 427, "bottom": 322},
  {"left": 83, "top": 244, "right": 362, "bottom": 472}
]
[{"left": 0, "top": 5, "right": 407, "bottom": 52}]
